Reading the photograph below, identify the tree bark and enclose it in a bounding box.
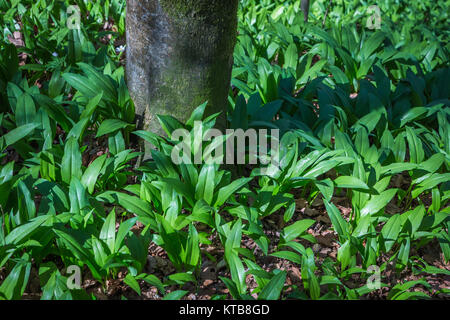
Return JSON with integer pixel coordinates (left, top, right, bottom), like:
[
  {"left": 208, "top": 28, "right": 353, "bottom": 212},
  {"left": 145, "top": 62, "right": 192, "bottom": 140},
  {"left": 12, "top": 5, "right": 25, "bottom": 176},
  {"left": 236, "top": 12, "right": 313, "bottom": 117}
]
[
  {"left": 126, "top": 0, "right": 239, "bottom": 155},
  {"left": 301, "top": 0, "right": 310, "bottom": 22}
]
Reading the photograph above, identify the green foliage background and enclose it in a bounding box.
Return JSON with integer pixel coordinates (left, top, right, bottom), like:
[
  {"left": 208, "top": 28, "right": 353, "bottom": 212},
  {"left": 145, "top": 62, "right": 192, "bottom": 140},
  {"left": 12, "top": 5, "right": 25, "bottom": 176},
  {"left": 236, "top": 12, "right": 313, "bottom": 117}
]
[{"left": 0, "top": 0, "right": 449, "bottom": 300}]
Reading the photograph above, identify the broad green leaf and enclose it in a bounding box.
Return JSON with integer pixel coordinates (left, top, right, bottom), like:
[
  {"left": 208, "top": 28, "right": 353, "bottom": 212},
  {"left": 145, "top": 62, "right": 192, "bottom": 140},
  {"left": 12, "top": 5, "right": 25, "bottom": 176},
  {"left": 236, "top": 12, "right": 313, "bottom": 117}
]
[
  {"left": 168, "top": 272, "right": 196, "bottom": 284},
  {"left": 381, "top": 214, "right": 403, "bottom": 252},
  {"left": 219, "top": 276, "right": 242, "bottom": 300},
  {"left": 282, "top": 219, "right": 315, "bottom": 243},
  {"left": 53, "top": 229, "right": 101, "bottom": 280},
  {"left": 61, "top": 137, "right": 82, "bottom": 184},
  {"left": 258, "top": 271, "right": 286, "bottom": 300},
  {"left": 136, "top": 274, "right": 165, "bottom": 294},
  {"left": 324, "top": 200, "right": 349, "bottom": 240},
  {"left": 360, "top": 189, "right": 398, "bottom": 217},
  {"left": 337, "top": 239, "right": 351, "bottom": 270},
  {"left": 400, "top": 107, "right": 427, "bottom": 127},
  {"left": 186, "top": 102, "right": 207, "bottom": 127},
  {"left": 15, "top": 93, "right": 36, "bottom": 126},
  {"left": 124, "top": 274, "right": 141, "bottom": 296},
  {"left": 270, "top": 251, "right": 301, "bottom": 264},
  {"left": 214, "top": 177, "right": 252, "bottom": 207},
  {"left": 96, "top": 191, "right": 153, "bottom": 219},
  {"left": 404, "top": 205, "right": 425, "bottom": 236},
  {"left": 96, "top": 119, "right": 133, "bottom": 138},
  {"left": 0, "top": 254, "right": 31, "bottom": 300},
  {"left": 115, "top": 217, "right": 138, "bottom": 253},
  {"left": 405, "top": 126, "right": 424, "bottom": 164},
  {"left": 100, "top": 209, "right": 116, "bottom": 253},
  {"left": 2, "top": 123, "right": 37, "bottom": 150},
  {"left": 284, "top": 43, "right": 298, "bottom": 71},
  {"left": 195, "top": 164, "right": 215, "bottom": 205},
  {"left": 81, "top": 154, "right": 107, "bottom": 194},
  {"left": 5, "top": 215, "right": 52, "bottom": 245},
  {"left": 68, "top": 177, "right": 89, "bottom": 213},
  {"left": 334, "top": 176, "right": 369, "bottom": 190}
]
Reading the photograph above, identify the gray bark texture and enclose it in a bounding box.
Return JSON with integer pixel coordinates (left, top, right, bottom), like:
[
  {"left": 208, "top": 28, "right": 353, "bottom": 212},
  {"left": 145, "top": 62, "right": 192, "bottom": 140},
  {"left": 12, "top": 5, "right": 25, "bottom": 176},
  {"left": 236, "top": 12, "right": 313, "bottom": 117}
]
[
  {"left": 126, "top": 0, "right": 239, "bottom": 154},
  {"left": 301, "top": 0, "right": 310, "bottom": 22}
]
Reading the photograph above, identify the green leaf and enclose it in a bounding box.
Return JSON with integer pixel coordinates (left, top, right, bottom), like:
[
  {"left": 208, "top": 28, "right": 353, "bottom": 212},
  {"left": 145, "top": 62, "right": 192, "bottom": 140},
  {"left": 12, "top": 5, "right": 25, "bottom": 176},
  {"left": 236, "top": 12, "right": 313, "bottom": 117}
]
[
  {"left": 393, "top": 291, "right": 430, "bottom": 300},
  {"left": 162, "top": 290, "right": 188, "bottom": 300},
  {"left": 412, "top": 173, "right": 450, "bottom": 198},
  {"left": 361, "top": 31, "right": 386, "bottom": 59},
  {"left": 400, "top": 107, "right": 427, "bottom": 127},
  {"left": 96, "top": 191, "right": 153, "bottom": 219},
  {"left": 282, "top": 219, "right": 315, "bottom": 243},
  {"left": 68, "top": 93, "right": 103, "bottom": 140},
  {"left": 186, "top": 102, "right": 208, "bottom": 127},
  {"left": 96, "top": 119, "right": 133, "bottom": 138},
  {"left": 5, "top": 215, "right": 52, "bottom": 245},
  {"left": 337, "top": 239, "right": 351, "bottom": 270},
  {"left": 157, "top": 114, "right": 184, "bottom": 137},
  {"left": 81, "top": 154, "right": 107, "bottom": 194},
  {"left": 214, "top": 177, "right": 252, "bottom": 207},
  {"left": 61, "top": 137, "right": 82, "bottom": 184},
  {"left": 393, "top": 134, "right": 406, "bottom": 162},
  {"left": 124, "top": 274, "right": 141, "bottom": 296},
  {"left": 324, "top": 200, "right": 349, "bottom": 240},
  {"left": 284, "top": 43, "right": 298, "bottom": 70},
  {"left": 381, "top": 214, "right": 403, "bottom": 252},
  {"left": 219, "top": 276, "right": 242, "bottom": 300},
  {"left": 136, "top": 274, "right": 165, "bottom": 294},
  {"left": 168, "top": 272, "right": 196, "bottom": 284},
  {"left": 100, "top": 209, "right": 116, "bottom": 254},
  {"left": 381, "top": 163, "right": 417, "bottom": 176},
  {"left": 115, "top": 217, "right": 138, "bottom": 253},
  {"left": 53, "top": 229, "right": 101, "bottom": 280},
  {"left": 189, "top": 200, "right": 214, "bottom": 226},
  {"left": 195, "top": 164, "right": 215, "bottom": 205},
  {"left": 315, "top": 178, "right": 334, "bottom": 202},
  {"left": 419, "top": 153, "right": 445, "bottom": 174},
  {"left": 419, "top": 210, "right": 449, "bottom": 231},
  {"left": 258, "top": 271, "right": 286, "bottom": 300},
  {"left": 77, "top": 63, "right": 117, "bottom": 102},
  {"left": 397, "top": 238, "right": 410, "bottom": 269},
  {"left": 283, "top": 201, "right": 296, "bottom": 222},
  {"left": 62, "top": 73, "right": 99, "bottom": 99},
  {"left": 360, "top": 189, "right": 398, "bottom": 217},
  {"left": 133, "top": 130, "right": 165, "bottom": 149},
  {"left": 270, "top": 251, "right": 301, "bottom": 264},
  {"left": 92, "top": 236, "right": 108, "bottom": 267},
  {"left": 2, "top": 123, "right": 37, "bottom": 150},
  {"left": 334, "top": 176, "right": 369, "bottom": 190},
  {"left": 0, "top": 254, "right": 31, "bottom": 300},
  {"left": 68, "top": 177, "right": 89, "bottom": 213},
  {"left": 405, "top": 126, "right": 424, "bottom": 164},
  {"left": 224, "top": 222, "right": 246, "bottom": 294},
  {"left": 271, "top": 5, "right": 285, "bottom": 20},
  {"left": 15, "top": 93, "right": 36, "bottom": 126},
  {"left": 404, "top": 205, "right": 425, "bottom": 236},
  {"left": 388, "top": 280, "right": 431, "bottom": 300},
  {"left": 352, "top": 107, "right": 383, "bottom": 133},
  {"left": 184, "top": 224, "right": 200, "bottom": 270},
  {"left": 160, "top": 178, "right": 195, "bottom": 207},
  {"left": 108, "top": 130, "right": 125, "bottom": 155}
]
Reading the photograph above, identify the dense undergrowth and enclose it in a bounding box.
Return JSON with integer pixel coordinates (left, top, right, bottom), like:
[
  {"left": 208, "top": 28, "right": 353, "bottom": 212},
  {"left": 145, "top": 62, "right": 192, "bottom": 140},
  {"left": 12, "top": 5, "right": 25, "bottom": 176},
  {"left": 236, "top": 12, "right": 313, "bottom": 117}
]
[{"left": 0, "top": 0, "right": 449, "bottom": 300}]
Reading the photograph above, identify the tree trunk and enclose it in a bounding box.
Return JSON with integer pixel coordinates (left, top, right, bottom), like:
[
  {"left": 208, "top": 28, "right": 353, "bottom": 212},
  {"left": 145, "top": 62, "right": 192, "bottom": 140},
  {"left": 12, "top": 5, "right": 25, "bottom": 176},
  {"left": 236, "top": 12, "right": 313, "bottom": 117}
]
[
  {"left": 301, "top": 0, "right": 310, "bottom": 22},
  {"left": 126, "top": 0, "right": 239, "bottom": 155}
]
